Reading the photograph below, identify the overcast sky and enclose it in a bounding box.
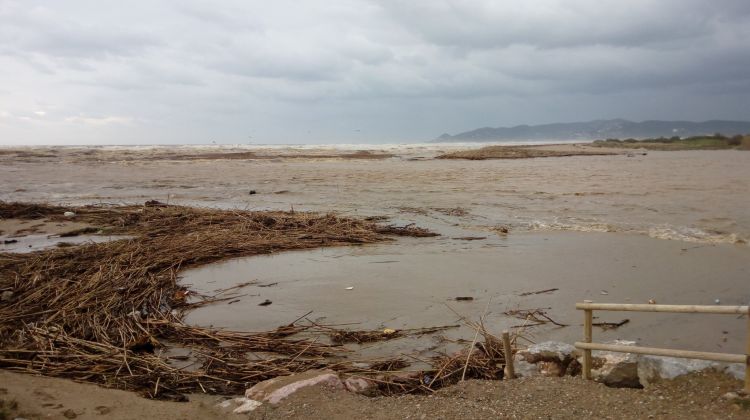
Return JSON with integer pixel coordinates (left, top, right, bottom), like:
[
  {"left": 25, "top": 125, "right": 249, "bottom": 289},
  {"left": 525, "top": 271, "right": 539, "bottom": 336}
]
[{"left": 1, "top": 0, "right": 749, "bottom": 145}]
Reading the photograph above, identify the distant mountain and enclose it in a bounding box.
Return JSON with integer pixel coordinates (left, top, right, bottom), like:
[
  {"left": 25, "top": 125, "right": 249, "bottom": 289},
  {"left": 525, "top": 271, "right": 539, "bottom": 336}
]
[{"left": 434, "top": 119, "right": 750, "bottom": 142}]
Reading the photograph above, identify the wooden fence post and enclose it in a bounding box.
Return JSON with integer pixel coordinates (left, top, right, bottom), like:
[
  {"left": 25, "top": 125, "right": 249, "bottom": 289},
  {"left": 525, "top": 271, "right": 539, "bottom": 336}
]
[
  {"left": 583, "top": 309, "right": 593, "bottom": 380},
  {"left": 575, "top": 302, "right": 749, "bottom": 388},
  {"left": 502, "top": 330, "right": 515, "bottom": 379}
]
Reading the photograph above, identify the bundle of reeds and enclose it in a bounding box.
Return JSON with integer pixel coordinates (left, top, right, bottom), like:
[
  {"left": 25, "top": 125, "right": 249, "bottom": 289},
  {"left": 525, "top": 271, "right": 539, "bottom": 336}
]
[{"left": 0, "top": 201, "right": 516, "bottom": 399}]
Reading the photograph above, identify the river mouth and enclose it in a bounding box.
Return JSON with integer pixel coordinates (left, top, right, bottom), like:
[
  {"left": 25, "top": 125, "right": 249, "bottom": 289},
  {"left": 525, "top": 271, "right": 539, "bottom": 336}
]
[{"left": 180, "top": 230, "right": 750, "bottom": 360}]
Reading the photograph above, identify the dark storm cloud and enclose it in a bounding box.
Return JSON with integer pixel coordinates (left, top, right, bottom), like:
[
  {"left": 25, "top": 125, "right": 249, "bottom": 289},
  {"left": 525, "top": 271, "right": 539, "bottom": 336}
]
[
  {"left": 378, "top": 1, "right": 750, "bottom": 50},
  {"left": 0, "top": 0, "right": 748, "bottom": 144}
]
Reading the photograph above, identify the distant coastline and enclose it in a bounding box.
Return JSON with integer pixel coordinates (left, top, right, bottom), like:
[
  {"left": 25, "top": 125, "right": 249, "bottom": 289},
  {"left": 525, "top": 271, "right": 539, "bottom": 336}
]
[{"left": 434, "top": 119, "right": 750, "bottom": 142}]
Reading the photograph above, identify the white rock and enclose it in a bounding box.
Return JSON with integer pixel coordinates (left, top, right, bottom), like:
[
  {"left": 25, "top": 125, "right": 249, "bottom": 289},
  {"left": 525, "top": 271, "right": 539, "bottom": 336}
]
[
  {"left": 723, "top": 362, "right": 746, "bottom": 381},
  {"left": 578, "top": 340, "right": 639, "bottom": 388},
  {"left": 592, "top": 350, "right": 639, "bottom": 388},
  {"left": 216, "top": 399, "right": 233, "bottom": 409},
  {"left": 514, "top": 341, "right": 579, "bottom": 378},
  {"left": 233, "top": 398, "right": 262, "bottom": 414},
  {"left": 63, "top": 211, "right": 75, "bottom": 217},
  {"left": 638, "top": 356, "right": 719, "bottom": 387},
  {"left": 523, "top": 341, "right": 577, "bottom": 362},
  {"left": 512, "top": 355, "right": 540, "bottom": 378},
  {"left": 722, "top": 391, "right": 740, "bottom": 401},
  {"left": 245, "top": 369, "right": 344, "bottom": 405}
]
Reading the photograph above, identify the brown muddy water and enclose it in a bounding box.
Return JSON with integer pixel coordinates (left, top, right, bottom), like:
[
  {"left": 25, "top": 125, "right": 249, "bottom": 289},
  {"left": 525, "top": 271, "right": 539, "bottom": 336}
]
[
  {"left": 181, "top": 231, "right": 748, "bottom": 360},
  {"left": 1, "top": 145, "right": 749, "bottom": 362}
]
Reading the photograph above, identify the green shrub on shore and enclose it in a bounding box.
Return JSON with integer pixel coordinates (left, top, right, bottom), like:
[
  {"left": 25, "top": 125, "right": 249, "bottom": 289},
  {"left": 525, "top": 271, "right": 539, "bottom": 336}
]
[{"left": 592, "top": 133, "right": 750, "bottom": 150}]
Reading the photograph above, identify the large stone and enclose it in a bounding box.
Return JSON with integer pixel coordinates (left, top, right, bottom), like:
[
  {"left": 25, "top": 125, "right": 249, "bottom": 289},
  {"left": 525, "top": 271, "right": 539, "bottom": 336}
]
[
  {"left": 637, "top": 356, "right": 732, "bottom": 388},
  {"left": 513, "top": 341, "right": 579, "bottom": 378},
  {"left": 723, "top": 362, "right": 746, "bottom": 381},
  {"left": 245, "top": 369, "right": 344, "bottom": 405},
  {"left": 512, "top": 356, "right": 540, "bottom": 378},
  {"left": 521, "top": 341, "right": 578, "bottom": 363},
  {"left": 215, "top": 397, "right": 263, "bottom": 414},
  {"left": 592, "top": 351, "right": 639, "bottom": 388},
  {"left": 233, "top": 398, "right": 263, "bottom": 414}
]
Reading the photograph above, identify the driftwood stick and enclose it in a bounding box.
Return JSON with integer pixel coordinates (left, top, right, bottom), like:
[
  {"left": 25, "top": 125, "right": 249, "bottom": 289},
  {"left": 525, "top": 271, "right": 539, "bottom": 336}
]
[{"left": 502, "top": 330, "right": 514, "bottom": 379}]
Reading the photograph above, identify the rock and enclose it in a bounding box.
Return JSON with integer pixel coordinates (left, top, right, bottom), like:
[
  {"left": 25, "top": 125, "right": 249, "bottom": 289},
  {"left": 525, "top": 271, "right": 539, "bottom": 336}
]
[
  {"left": 216, "top": 399, "right": 234, "bottom": 409},
  {"left": 233, "top": 398, "right": 262, "bottom": 414},
  {"left": 513, "top": 341, "right": 579, "bottom": 378},
  {"left": 521, "top": 341, "right": 578, "bottom": 363},
  {"left": 512, "top": 355, "right": 540, "bottom": 378},
  {"left": 592, "top": 351, "right": 639, "bottom": 388},
  {"left": 637, "top": 356, "right": 720, "bottom": 387},
  {"left": 245, "top": 369, "right": 343, "bottom": 405},
  {"left": 216, "top": 398, "right": 257, "bottom": 413},
  {"left": 538, "top": 361, "right": 563, "bottom": 377},
  {"left": 722, "top": 392, "right": 740, "bottom": 401},
  {"left": 723, "top": 363, "right": 745, "bottom": 380},
  {"left": 577, "top": 340, "right": 640, "bottom": 388},
  {"left": 344, "top": 377, "right": 377, "bottom": 396},
  {"left": 63, "top": 211, "right": 76, "bottom": 217}
]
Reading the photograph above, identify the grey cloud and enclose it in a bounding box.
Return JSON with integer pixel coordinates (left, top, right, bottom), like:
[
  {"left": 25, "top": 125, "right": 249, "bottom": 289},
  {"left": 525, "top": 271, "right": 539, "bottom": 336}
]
[
  {"left": 0, "top": 5, "right": 158, "bottom": 62},
  {"left": 0, "top": 0, "right": 748, "bottom": 145},
  {"left": 377, "top": 1, "right": 750, "bottom": 50}
]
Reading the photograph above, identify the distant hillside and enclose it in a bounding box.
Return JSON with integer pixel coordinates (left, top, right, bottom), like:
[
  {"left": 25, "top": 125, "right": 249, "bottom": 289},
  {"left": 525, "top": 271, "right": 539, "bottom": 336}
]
[{"left": 434, "top": 119, "right": 750, "bottom": 142}]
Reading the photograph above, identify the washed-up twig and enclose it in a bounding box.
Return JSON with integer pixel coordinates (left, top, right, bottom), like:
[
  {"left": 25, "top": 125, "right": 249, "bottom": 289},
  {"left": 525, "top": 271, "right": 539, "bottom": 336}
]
[
  {"left": 212, "top": 281, "right": 257, "bottom": 296},
  {"left": 519, "top": 288, "right": 559, "bottom": 296},
  {"left": 327, "top": 324, "right": 459, "bottom": 344},
  {"left": 593, "top": 319, "right": 630, "bottom": 330},
  {"left": 504, "top": 308, "right": 568, "bottom": 327}
]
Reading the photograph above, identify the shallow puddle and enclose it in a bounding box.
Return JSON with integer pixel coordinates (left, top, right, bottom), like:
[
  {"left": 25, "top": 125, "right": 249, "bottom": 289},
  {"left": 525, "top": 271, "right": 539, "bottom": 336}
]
[
  {"left": 181, "top": 231, "right": 750, "bottom": 361},
  {"left": 0, "top": 233, "right": 131, "bottom": 253},
  {"left": 0, "top": 217, "right": 131, "bottom": 253}
]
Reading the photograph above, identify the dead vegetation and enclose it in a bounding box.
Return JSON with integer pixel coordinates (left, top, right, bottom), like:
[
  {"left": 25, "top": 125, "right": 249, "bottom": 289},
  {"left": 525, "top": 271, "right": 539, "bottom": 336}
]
[
  {"left": 327, "top": 325, "right": 459, "bottom": 344},
  {"left": 0, "top": 201, "right": 517, "bottom": 400},
  {"left": 437, "top": 146, "right": 617, "bottom": 160},
  {"left": 503, "top": 308, "right": 569, "bottom": 328},
  {"left": 147, "top": 150, "right": 395, "bottom": 161}
]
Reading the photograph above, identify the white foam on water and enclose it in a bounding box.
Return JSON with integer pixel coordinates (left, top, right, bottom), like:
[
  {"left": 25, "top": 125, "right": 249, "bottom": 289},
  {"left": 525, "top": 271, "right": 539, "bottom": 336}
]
[
  {"left": 647, "top": 225, "right": 743, "bottom": 244},
  {"left": 526, "top": 219, "right": 745, "bottom": 245},
  {"left": 526, "top": 218, "right": 619, "bottom": 234}
]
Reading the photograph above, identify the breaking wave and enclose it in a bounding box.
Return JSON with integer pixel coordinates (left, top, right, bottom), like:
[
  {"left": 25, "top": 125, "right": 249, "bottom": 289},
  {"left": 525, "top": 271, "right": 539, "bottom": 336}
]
[{"left": 525, "top": 219, "right": 745, "bottom": 245}]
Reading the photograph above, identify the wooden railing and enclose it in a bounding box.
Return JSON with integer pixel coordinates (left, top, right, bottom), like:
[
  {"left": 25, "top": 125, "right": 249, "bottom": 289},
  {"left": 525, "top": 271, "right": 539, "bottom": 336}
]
[{"left": 575, "top": 302, "right": 749, "bottom": 392}]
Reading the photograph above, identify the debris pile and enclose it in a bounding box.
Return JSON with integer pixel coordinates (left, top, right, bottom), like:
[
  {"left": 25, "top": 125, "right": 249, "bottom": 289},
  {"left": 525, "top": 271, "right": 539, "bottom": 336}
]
[{"left": 0, "top": 202, "right": 446, "bottom": 399}]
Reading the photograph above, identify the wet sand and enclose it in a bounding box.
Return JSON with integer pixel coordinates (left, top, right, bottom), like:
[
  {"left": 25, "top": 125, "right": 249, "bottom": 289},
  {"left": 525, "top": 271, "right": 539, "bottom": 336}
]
[{"left": 1, "top": 144, "right": 749, "bottom": 359}]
